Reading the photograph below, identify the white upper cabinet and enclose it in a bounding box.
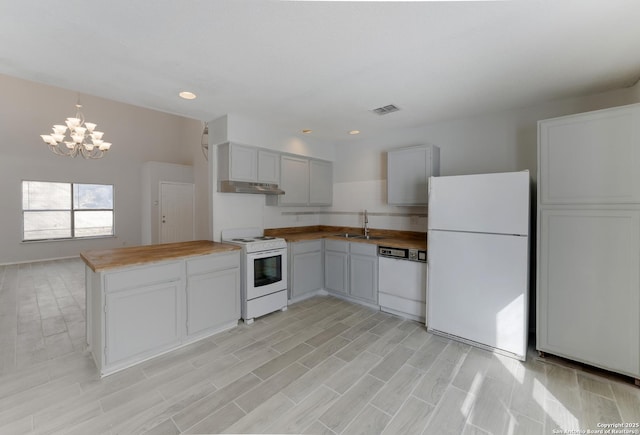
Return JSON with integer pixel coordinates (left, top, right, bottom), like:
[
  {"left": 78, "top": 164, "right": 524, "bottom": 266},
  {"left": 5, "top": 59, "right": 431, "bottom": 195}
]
[
  {"left": 218, "top": 142, "right": 333, "bottom": 205},
  {"left": 277, "top": 155, "right": 333, "bottom": 206},
  {"left": 309, "top": 159, "right": 333, "bottom": 206},
  {"left": 258, "top": 150, "right": 280, "bottom": 184},
  {"left": 218, "top": 142, "right": 257, "bottom": 182},
  {"left": 279, "top": 155, "right": 310, "bottom": 206},
  {"left": 387, "top": 144, "right": 440, "bottom": 205},
  {"left": 539, "top": 104, "right": 640, "bottom": 204},
  {"left": 218, "top": 142, "right": 280, "bottom": 184}
]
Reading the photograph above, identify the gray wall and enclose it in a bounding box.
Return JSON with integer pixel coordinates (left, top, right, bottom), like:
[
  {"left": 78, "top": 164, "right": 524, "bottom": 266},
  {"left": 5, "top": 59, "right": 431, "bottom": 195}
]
[{"left": 0, "top": 74, "right": 207, "bottom": 264}]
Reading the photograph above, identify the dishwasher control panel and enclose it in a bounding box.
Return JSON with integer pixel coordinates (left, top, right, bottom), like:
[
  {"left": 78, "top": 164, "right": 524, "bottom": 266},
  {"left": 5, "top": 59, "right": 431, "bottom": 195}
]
[{"left": 378, "top": 246, "right": 427, "bottom": 263}]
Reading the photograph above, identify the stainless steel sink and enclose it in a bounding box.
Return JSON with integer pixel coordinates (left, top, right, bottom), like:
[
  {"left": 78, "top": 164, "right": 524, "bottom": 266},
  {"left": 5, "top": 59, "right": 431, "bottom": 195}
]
[
  {"left": 353, "top": 235, "right": 385, "bottom": 240},
  {"left": 333, "top": 233, "right": 385, "bottom": 240},
  {"left": 333, "top": 233, "right": 362, "bottom": 238}
]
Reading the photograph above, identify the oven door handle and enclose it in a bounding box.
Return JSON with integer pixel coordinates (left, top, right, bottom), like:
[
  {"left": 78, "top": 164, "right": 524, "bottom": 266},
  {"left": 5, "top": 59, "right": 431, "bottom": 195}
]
[{"left": 247, "top": 248, "right": 286, "bottom": 259}]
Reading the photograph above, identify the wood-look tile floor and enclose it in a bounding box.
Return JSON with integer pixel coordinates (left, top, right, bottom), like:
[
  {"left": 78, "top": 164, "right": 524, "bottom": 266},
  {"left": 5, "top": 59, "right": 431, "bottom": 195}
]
[{"left": 1, "top": 258, "right": 639, "bottom": 434}]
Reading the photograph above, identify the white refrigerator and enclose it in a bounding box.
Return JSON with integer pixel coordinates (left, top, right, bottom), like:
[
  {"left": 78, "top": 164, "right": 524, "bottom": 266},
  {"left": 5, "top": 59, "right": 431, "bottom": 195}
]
[{"left": 427, "top": 171, "right": 530, "bottom": 360}]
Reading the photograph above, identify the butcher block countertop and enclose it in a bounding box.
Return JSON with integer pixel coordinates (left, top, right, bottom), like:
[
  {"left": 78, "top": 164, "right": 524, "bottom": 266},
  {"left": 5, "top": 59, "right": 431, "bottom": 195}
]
[
  {"left": 80, "top": 240, "right": 241, "bottom": 272},
  {"left": 265, "top": 226, "right": 427, "bottom": 250}
]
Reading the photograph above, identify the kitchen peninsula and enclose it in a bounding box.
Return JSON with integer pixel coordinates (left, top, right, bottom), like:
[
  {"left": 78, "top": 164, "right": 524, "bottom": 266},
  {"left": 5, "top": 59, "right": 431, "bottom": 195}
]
[{"left": 81, "top": 240, "right": 241, "bottom": 377}]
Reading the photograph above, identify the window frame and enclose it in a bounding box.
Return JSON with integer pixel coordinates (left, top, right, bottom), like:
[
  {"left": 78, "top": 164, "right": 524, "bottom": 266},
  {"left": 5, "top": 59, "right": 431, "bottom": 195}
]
[{"left": 22, "top": 180, "right": 115, "bottom": 242}]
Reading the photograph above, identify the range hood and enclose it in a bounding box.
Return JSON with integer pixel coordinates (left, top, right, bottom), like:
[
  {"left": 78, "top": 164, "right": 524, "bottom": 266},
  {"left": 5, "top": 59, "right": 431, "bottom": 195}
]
[{"left": 218, "top": 180, "right": 285, "bottom": 195}]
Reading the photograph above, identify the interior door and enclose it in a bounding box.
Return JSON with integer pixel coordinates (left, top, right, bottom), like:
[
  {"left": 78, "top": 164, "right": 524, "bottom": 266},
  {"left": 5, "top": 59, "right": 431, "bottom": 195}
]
[{"left": 160, "top": 182, "right": 195, "bottom": 243}]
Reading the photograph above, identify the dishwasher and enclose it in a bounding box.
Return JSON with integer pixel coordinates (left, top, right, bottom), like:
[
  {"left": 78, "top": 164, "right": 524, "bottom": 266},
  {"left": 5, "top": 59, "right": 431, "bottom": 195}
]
[{"left": 378, "top": 246, "right": 427, "bottom": 323}]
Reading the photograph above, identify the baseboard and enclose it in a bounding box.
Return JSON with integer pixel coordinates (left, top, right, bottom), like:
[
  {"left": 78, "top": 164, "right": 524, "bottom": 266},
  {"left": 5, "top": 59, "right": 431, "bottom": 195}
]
[{"left": 0, "top": 255, "right": 80, "bottom": 266}]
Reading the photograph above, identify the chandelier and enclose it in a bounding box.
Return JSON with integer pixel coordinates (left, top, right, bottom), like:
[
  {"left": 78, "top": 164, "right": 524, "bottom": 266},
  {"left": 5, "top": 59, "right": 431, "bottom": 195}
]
[{"left": 40, "top": 102, "right": 112, "bottom": 159}]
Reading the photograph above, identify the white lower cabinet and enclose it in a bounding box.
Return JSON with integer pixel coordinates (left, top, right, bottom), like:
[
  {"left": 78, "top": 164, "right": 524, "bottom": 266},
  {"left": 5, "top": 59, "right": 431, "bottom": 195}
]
[
  {"left": 538, "top": 209, "right": 640, "bottom": 378},
  {"left": 289, "top": 240, "right": 324, "bottom": 300},
  {"left": 186, "top": 266, "right": 240, "bottom": 340},
  {"left": 88, "top": 251, "right": 240, "bottom": 377},
  {"left": 106, "top": 280, "right": 181, "bottom": 366},
  {"left": 324, "top": 240, "right": 349, "bottom": 296},
  {"left": 349, "top": 244, "right": 378, "bottom": 303},
  {"left": 324, "top": 240, "right": 378, "bottom": 305}
]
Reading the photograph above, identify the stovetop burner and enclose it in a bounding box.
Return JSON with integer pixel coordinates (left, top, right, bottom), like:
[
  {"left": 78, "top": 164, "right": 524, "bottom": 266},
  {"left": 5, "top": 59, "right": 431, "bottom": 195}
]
[
  {"left": 221, "top": 228, "right": 287, "bottom": 252},
  {"left": 231, "top": 236, "right": 277, "bottom": 243}
]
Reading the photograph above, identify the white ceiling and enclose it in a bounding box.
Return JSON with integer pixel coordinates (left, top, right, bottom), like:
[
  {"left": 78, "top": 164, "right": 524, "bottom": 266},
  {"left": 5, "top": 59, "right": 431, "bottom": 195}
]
[{"left": 2, "top": 0, "right": 640, "bottom": 141}]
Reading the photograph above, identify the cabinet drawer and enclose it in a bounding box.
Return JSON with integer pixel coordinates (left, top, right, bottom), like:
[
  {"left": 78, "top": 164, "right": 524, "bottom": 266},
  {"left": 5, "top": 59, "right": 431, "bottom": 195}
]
[
  {"left": 105, "top": 261, "right": 182, "bottom": 292},
  {"left": 325, "top": 239, "right": 349, "bottom": 252},
  {"left": 291, "top": 240, "right": 323, "bottom": 255},
  {"left": 186, "top": 252, "right": 239, "bottom": 276},
  {"left": 350, "top": 242, "right": 377, "bottom": 256}
]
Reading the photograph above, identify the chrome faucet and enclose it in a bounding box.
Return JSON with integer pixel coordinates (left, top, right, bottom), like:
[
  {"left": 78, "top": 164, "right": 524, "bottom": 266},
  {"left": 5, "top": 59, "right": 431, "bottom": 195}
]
[{"left": 363, "top": 209, "right": 369, "bottom": 238}]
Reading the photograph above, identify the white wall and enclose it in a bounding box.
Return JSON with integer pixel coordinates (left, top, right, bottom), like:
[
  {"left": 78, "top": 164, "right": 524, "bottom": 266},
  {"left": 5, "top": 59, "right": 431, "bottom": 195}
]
[
  {"left": 207, "top": 85, "right": 640, "bottom": 238},
  {"left": 327, "top": 84, "right": 640, "bottom": 232},
  {"left": 209, "top": 113, "right": 335, "bottom": 241},
  {"left": 0, "top": 74, "right": 206, "bottom": 264}
]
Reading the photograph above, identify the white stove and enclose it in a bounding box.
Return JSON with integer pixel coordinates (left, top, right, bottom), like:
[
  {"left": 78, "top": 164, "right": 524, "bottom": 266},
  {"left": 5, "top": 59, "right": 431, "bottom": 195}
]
[
  {"left": 222, "top": 228, "right": 288, "bottom": 324},
  {"left": 226, "top": 236, "right": 287, "bottom": 253}
]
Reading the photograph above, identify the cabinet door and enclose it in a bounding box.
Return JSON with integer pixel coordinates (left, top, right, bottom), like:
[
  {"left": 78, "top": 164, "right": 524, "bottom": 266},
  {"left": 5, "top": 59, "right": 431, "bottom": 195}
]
[
  {"left": 309, "top": 159, "right": 333, "bottom": 206},
  {"left": 280, "top": 155, "right": 310, "bottom": 205},
  {"left": 258, "top": 150, "right": 280, "bottom": 184},
  {"left": 292, "top": 250, "right": 323, "bottom": 298},
  {"left": 538, "top": 209, "right": 640, "bottom": 377},
  {"left": 105, "top": 281, "right": 181, "bottom": 365},
  {"left": 230, "top": 143, "right": 258, "bottom": 182},
  {"left": 325, "top": 250, "right": 348, "bottom": 295},
  {"left": 539, "top": 105, "right": 640, "bottom": 204},
  {"left": 186, "top": 268, "right": 240, "bottom": 337},
  {"left": 387, "top": 145, "right": 438, "bottom": 205},
  {"left": 349, "top": 253, "right": 378, "bottom": 303}
]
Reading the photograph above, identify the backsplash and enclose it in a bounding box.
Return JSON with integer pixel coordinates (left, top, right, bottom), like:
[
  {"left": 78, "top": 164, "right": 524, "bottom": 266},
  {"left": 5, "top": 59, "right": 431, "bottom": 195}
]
[{"left": 265, "top": 179, "right": 428, "bottom": 232}]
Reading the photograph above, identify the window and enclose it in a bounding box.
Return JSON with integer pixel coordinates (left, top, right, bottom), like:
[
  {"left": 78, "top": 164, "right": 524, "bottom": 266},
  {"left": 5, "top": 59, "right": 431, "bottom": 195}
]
[{"left": 22, "top": 181, "right": 114, "bottom": 241}]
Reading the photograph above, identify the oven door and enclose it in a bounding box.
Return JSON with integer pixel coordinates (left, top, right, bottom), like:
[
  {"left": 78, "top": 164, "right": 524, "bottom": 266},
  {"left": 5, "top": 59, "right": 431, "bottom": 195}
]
[{"left": 246, "top": 248, "right": 288, "bottom": 300}]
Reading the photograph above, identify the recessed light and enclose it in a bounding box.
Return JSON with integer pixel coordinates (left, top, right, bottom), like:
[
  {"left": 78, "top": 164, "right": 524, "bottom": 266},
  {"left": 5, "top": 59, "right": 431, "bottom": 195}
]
[
  {"left": 302, "top": 129, "right": 313, "bottom": 134},
  {"left": 179, "top": 91, "right": 197, "bottom": 100},
  {"left": 349, "top": 130, "right": 360, "bottom": 135}
]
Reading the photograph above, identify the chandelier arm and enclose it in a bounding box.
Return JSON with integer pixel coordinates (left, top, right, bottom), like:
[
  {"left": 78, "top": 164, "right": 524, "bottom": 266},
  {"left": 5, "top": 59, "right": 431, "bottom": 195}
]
[
  {"left": 79, "top": 146, "right": 105, "bottom": 159},
  {"left": 48, "top": 144, "right": 71, "bottom": 157}
]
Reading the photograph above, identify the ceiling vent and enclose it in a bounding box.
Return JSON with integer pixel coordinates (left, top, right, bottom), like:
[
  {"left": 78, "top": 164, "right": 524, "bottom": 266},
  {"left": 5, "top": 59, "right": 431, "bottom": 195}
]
[{"left": 371, "top": 104, "right": 401, "bottom": 115}]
